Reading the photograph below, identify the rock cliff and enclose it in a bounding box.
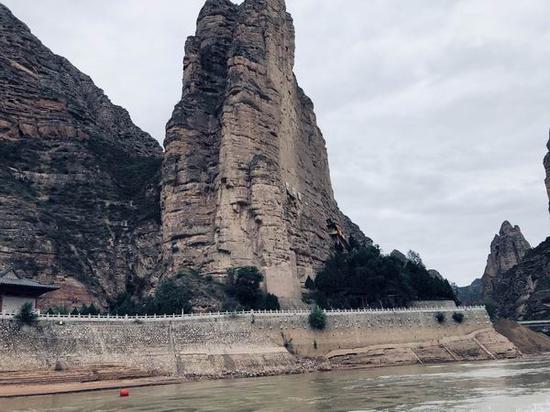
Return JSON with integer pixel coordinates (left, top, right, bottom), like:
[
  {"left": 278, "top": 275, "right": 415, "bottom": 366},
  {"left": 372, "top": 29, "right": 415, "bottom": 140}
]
[
  {"left": 0, "top": 4, "right": 163, "bottom": 307},
  {"left": 454, "top": 278, "right": 483, "bottom": 306},
  {"left": 161, "top": 0, "right": 369, "bottom": 306},
  {"left": 483, "top": 132, "right": 550, "bottom": 320},
  {"left": 494, "top": 239, "right": 550, "bottom": 320},
  {"left": 480, "top": 221, "right": 531, "bottom": 299}
]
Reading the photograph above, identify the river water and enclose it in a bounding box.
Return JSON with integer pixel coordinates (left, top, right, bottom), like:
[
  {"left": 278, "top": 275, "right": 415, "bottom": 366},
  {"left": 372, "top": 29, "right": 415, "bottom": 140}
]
[{"left": 3, "top": 357, "right": 550, "bottom": 411}]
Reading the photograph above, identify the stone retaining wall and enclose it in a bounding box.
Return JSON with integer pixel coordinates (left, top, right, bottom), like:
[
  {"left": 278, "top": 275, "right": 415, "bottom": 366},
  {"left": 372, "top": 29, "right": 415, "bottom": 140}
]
[{"left": 0, "top": 307, "right": 518, "bottom": 377}]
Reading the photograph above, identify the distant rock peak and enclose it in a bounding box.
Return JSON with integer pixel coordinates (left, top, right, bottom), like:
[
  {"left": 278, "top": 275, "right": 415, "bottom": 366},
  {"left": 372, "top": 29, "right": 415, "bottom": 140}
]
[
  {"left": 499, "top": 220, "right": 520, "bottom": 235},
  {"left": 481, "top": 221, "right": 531, "bottom": 299}
]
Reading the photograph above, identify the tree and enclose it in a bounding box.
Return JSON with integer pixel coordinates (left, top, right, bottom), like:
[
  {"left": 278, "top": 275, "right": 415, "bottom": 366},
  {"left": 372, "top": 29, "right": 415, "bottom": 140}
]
[
  {"left": 15, "top": 302, "right": 37, "bottom": 325},
  {"left": 263, "top": 293, "right": 280, "bottom": 310},
  {"left": 407, "top": 250, "right": 424, "bottom": 268},
  {"left": 148, "top": 279, "right": 193, "bottom": 315},
  {"left": 228, "top": 267, "right": 264, "bottom": 309},
  {"left": 309, "top": 306, "right": 327, "bottom": 330},
  {"left": 109, "top": 279, "right": 193, "bottom": 315},
  {"left": 312, "top": 245, "right": 457, "bottom": 309}
]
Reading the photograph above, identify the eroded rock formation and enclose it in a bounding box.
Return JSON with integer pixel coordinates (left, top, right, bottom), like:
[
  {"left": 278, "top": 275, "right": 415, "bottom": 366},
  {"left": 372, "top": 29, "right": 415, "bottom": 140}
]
[
  {"left": 494, "top": 239, "right": 550, "bottom": 320},
  {"left": 489, "top": 133, "right": 550, "bottom": 320},
  {"left": 0, "top": 4, "right": 163, "bottom": 307},
  {"left": 481, "top": 221, "right": 531, "bottom": 300},
  {"left": 454, "top": 278, "right": 483, "bottom": 306},
  {"left": 161, "top": 0, "right": 368, "bottom": 305},
  {"left": 481, "top": 133, "right": 550, "bottom": 320}
]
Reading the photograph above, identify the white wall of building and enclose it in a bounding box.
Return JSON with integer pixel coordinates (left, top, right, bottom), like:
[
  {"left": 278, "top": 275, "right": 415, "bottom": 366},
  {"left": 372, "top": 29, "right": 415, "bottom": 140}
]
[{"left": 1, "top": 295, "right": 35, "bottom": 314}]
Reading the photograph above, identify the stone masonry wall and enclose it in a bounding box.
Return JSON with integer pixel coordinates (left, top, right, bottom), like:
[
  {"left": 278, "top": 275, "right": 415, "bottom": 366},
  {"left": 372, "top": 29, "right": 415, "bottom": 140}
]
[{"left": 0, "top": 307, "right": 517, "bottom": 377}]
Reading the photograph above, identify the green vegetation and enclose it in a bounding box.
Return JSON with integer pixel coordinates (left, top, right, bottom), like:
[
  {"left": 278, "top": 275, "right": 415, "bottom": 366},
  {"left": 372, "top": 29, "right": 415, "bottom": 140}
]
[
  {"left": 281, "top": 332, "right": 295, "bottom": 354},
  {"left": 110, "top": 278, "right": 193, "bottom": 315},
  {"left": 46, "top": 305, "right": 70, "bottom": 315},
  {"left": 263, "top": 293, "right": 281, "bottom": 311},
  {"left": 15, "top": 302, "right": 38, "bottom": 325},
  {"left": 435, "top": 312, "right": 446, "bottom": 323},
  {"left": 312, "top": 245, "right": 456, "bottom": 309},
  {"left": 452, "top": 312, "right": 465, "bottom": 323},
  {"left": 226, "top": 267, "right": 280, "bottom": 311},
  {"left": 308, "top": 306, "right": 327, "bottom": 330},
  {"left": 483, "top": 298, "right": 498, "bottom": 320},
  {"left": 107, "top": 266, "right": 278, "bottom": 315}
]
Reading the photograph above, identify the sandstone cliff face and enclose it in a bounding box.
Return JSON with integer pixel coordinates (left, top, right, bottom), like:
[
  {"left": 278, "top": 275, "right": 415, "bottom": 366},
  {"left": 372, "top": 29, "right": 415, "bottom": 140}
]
[
  {"left": 162, "top": 0, "right": 368, "bottom": 306},
  {"left": 481, "top": 221, "right": 531, "bottom": 299},
  {"left": 455, "top": 278, "right": 483, "bottom": 306},
  {"left": 494, "top": 239, "right": 550, "bottom": 320},
  {"left": 0, "top": 4, "right": 163, "bottom": 307},
  {"left": 489, "top": 133, "right": 550, "bottom": 320}
]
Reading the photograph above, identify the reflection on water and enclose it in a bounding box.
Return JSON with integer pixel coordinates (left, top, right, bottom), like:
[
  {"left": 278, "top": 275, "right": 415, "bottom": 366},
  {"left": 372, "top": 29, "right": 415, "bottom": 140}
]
[{"left": 2, "top": 357, "right": 550, "bottom": 411}]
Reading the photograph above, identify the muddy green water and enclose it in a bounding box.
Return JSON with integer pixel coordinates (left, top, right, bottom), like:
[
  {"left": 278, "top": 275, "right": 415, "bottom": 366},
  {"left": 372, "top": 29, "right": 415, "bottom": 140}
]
[{"left": 2, "top": 357, "right": 550, "bottom": 411}]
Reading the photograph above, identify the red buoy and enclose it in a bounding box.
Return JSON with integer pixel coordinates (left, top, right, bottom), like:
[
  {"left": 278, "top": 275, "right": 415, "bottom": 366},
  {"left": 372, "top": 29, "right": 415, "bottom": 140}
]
[{"left": 120, "top": 389, "right": 129, "bottom": 397}]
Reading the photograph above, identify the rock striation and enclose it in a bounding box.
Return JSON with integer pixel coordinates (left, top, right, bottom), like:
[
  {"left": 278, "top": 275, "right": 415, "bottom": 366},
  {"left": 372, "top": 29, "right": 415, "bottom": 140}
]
[
  {"left": 480, "top": 133, "right": 550, "bottom": 320},
  {"left": 161, "top": 0, "right": 368, "bottom": 305},
  {"left": 494, "top": 239, "right": 550, "bottom": 320},
  {"left": 454, "top": 278, "right": 483, "bottom": 306},
  {"left": 0, "top": 4, "right": 163, "bottom": 307},
  {"left": 480, "top": 221, "right": 531, "bottom": 300}
]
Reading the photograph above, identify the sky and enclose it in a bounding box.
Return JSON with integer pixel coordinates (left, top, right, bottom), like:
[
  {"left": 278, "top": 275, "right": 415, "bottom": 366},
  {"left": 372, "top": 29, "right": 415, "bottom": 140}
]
[{"left": 3, "top": 0, "right": 550, "bottom": 286}]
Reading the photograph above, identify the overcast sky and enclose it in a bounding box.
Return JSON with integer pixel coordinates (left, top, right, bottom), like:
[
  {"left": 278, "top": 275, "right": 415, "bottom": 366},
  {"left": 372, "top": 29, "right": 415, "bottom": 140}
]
[{"left": 3, "top": 0, "right": 550, "bottom": 286}]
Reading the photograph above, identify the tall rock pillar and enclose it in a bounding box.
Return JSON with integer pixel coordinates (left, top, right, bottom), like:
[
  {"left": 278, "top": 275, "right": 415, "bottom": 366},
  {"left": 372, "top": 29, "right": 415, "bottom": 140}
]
[
  {"left": 161, "top": 0, "right": 368, "bottom": 306},
  {"left": 481, "top": 221, "right": 531, "bottom": 299}
]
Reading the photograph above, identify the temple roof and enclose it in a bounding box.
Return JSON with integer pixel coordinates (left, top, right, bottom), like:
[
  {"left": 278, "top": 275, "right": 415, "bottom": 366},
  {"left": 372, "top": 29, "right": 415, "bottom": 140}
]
[{"left": 0, "top": 266, "right": 59, "bottom": 294}]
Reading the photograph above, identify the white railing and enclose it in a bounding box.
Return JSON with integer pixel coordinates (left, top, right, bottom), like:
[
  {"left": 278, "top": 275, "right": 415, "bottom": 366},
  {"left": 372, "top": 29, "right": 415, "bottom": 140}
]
[{"left": 0, "top": 305, "right": 487, "bottom": 322}]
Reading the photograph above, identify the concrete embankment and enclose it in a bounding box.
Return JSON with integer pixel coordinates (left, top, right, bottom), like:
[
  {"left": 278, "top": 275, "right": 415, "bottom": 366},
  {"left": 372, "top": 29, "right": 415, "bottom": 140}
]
[{"left": 0, "top": 307, "right": 520, "bottom": 396}]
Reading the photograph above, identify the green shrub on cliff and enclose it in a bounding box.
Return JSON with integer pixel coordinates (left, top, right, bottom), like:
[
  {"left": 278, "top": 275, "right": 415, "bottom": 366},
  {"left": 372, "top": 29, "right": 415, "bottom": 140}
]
[
  {"left": 226, "top": 267, "right": 280, "bottom": 311},
  {"left": 147, "top": 279, "right": 193, "bottom": 315},
  {"left": 483, "top": 298, "right": 497, "bottom": 320},
  {"left": 227, "top": 267, "right": 264, "bottom": 309},
  {"left": 15, "top": 302, "right": 38, "bottom": 325},
  {"left": 309, "top": 306, "right": 327, "bottom": 330},
  {"left": 110, "top": 279, "right": 193, "bottom": 315}
]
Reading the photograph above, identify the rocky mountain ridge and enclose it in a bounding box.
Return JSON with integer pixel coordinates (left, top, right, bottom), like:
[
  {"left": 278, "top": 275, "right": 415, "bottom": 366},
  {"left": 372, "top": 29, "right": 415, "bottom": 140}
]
[
  {"left": 0, "top": 0, "right": 369, "bottom": 309},
  {"left": 460, "top": 133, "right": 550, "bottom": 319},
  {"left": 0, "top": 3, "right": 163, "bottom": 307}
]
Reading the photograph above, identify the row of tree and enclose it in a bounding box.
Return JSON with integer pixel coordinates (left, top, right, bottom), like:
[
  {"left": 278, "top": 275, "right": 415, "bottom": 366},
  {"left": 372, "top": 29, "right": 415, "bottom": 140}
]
[
  {"left": 308, "top": 245, "right": 456, "bottom": 309},
  {"left": 44, "top": 248, "right": 454, "bottom": 315},
  {"left": 107, "top": 266, "right": 280, "bottom": 315}
]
